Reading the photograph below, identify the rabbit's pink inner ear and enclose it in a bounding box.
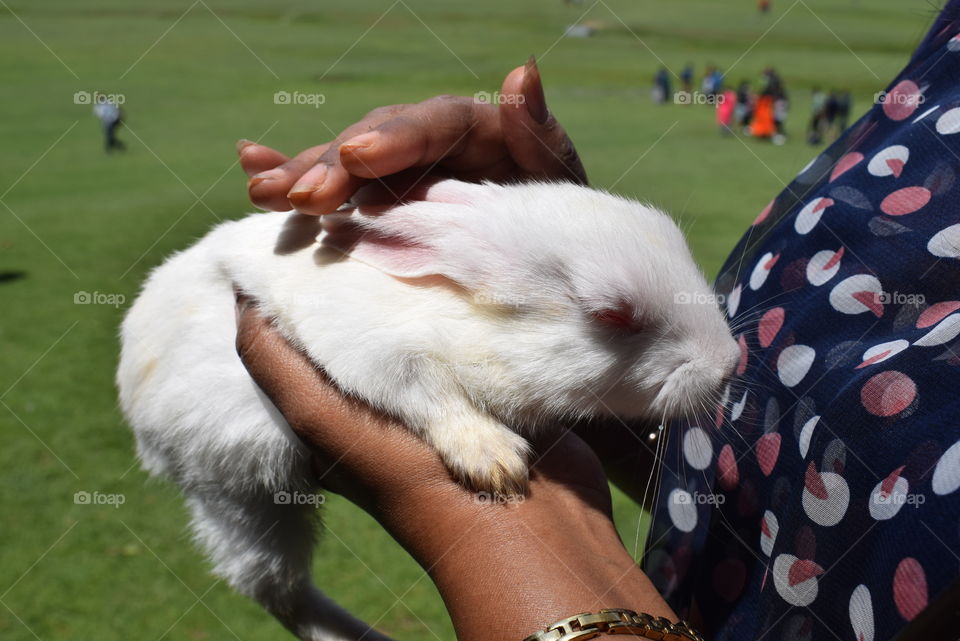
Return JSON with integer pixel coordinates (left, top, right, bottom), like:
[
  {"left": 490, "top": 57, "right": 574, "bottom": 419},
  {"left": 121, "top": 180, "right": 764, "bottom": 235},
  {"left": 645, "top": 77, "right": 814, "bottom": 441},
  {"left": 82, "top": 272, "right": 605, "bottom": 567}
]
[
  {"left": 328, "top": 230, "right": 439, "bottom": 278},
  {"left": 404, "top": 179, "right": 488, "bottom": 205}
]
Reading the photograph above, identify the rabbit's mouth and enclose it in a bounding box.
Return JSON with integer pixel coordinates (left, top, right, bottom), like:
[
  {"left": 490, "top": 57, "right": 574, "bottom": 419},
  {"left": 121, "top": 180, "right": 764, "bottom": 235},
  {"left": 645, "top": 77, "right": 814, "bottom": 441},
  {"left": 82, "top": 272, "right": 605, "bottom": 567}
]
[{"left": 647, "top": 357, "right": 736, "bottom": 422}]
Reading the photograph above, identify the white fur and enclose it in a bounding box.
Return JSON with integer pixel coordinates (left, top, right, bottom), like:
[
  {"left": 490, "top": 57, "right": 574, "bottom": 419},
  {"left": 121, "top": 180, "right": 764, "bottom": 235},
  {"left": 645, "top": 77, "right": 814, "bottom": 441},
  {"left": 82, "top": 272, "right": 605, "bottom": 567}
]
[{"left": 117, "top": 179, "right": 738, "bottom": 640}]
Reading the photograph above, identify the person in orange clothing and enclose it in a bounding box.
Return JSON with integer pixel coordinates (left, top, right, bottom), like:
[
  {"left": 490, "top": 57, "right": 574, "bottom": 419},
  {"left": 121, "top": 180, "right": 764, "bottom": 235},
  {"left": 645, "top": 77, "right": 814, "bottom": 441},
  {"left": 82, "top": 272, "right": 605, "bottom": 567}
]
[{"left": 750, "top": 93, "right": 776, "bottom": 138}]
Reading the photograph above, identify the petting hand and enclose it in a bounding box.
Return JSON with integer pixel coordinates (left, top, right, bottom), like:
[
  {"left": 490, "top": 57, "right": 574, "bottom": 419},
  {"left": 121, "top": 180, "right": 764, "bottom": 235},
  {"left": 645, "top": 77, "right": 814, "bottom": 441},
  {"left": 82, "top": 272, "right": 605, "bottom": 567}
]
[{"left": 236, "top": 57, "right": 587, "bottom": 215}]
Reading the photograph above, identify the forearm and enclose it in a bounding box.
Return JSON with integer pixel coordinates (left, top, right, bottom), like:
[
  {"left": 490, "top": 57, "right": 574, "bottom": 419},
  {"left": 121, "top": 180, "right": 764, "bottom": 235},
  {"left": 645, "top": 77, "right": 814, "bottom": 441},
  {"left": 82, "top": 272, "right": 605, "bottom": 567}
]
[{"left": 379, "top": 469, "right": 675, "bottom": 641}]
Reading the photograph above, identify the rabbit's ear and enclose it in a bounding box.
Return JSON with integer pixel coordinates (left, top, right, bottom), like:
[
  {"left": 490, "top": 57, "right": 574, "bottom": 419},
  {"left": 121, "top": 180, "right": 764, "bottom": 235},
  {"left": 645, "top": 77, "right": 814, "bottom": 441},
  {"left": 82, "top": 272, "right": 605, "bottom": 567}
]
[
  {"left": 337, "top": 230, "right": 442, "bottom": 279},
  {"left": 323, "top": 180, "right": 497, "bottom": 282},
  {"left": 405, "top": 178, "right": 492, "bottom": 205},
  {"left": 320, "top": 212, "right": 465, "bottom": 282}
]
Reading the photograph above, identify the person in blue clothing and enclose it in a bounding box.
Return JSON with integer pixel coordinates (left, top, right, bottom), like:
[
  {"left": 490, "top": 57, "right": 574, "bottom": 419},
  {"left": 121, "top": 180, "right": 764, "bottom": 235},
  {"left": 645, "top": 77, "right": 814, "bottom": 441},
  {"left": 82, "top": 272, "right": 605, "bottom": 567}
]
[
  {"left": 231, "top": 6, "right": 960, "bottom": 639},
  {"left": 681, "top": 63, "right": 695, "bottom": 94},
  {"left": 92, "top": 92, "right": 125, "bottom": 152}
]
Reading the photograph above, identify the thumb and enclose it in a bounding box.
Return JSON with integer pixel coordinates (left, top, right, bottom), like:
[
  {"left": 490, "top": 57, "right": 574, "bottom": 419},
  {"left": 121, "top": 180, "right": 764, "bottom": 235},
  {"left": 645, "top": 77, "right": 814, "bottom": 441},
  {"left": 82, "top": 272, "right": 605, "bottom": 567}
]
[{"left": 498, "top": 57, "right": 587, "bottom": 184}]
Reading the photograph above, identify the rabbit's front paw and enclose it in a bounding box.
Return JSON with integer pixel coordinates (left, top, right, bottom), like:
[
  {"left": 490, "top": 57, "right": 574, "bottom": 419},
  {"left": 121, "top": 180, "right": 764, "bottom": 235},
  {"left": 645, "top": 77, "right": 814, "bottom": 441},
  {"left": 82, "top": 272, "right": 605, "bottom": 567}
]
[{"left": 428, "top": 413, "right": 531, "bottom": 496}]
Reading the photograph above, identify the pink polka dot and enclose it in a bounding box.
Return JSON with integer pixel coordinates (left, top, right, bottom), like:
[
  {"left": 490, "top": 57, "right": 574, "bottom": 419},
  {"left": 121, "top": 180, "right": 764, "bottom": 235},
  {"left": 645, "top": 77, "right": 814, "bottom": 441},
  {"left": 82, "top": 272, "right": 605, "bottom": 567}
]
[
  {"left": 893, "top": 558, "right": 928, "bottom": 621},
  {"left": 737, "top": 335, "right": 749, "bottom": 375},
  {"left": 753, "top": 200, "right": 774, "bottom": 226},
  {"left": 756, "top": 433, "right": 782, "bottom": 477},
  {"left": 788, "top": 558, "right": 824, "bottom": 586},
  {"left": 804, "top": 461, "right": 828, "bottom": 500},
  {"left": 883, "top": 80, "right": 922, "bottom": 121},
  {"left": 830, "top": 152, "right": 864, "bottom": 182},
  {"left": 758, "top": 307, "right": 785, "bottom": 348},
  {"left": 917, "top": 301, "right": 960, "bottom": 328},
  {"left": 717, "top": 444, "right": 739, "bottom": 490},
  {"left": 861, "top": 371, "right": 917, "bottom": 417},
  {"left": 880, "top": 187, "right": 931, "bottom": 216}
]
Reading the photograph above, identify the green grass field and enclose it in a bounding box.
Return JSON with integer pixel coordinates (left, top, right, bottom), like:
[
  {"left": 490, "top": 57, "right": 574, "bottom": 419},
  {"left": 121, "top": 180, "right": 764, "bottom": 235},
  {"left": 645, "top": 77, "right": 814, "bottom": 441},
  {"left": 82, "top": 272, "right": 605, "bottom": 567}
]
[{"left": 0, "top": 1, "right": 937, "bottom": 638}]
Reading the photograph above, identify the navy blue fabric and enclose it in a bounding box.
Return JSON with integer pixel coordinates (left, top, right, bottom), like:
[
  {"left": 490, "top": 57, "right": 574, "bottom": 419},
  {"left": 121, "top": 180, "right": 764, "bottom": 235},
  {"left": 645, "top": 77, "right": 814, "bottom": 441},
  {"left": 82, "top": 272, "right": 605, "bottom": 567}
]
[{"left": 643, "top": 5, "right": 960, "bottom": 640}]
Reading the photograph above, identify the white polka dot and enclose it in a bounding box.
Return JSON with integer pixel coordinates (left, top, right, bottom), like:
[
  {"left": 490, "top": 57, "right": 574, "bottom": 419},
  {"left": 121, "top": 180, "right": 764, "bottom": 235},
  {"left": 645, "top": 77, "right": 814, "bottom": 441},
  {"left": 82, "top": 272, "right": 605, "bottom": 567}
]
[
  {"left": 867, "top": 145, "right": 909, "bottom": 178},
  {"left": 829, "top": 275, "right": 884, "bottom": 316},
  {"left": 798, "top": 415, "right": 819, "bottom": 459},
  {"left": 859, "top": 339, "right": 910, "bottom": 367},
  {"left": 777, "top": 345, "right": 816, "bottom": 387},
  {"left": 667, "top": 489, "right": 698, "bottom": 532},
  {"left": 795, "top": 197, "right": 834, "bottom": 235},
  {"left": 806, "top": 248, "right": 843, "bottom": 286},
  {"left": 683, "top": 427, "right": 713, "bottom": 470},
  {"left": 912, "top": 105, "right": 939, "bottom": 124},
  {"left": 760, "top": 510, "right": 779, "bottom": 556},
  {"left": 936, "top": 107, "right": 960, "bottom": 135},
  {"left": 802, "top": 471, "right": 849, "bottom": 527},
  {"left": 914, "top": 314, "right": 960, "bottom": 347},
  {"left": 731, "top": 390, "right": 748, "bottom": 423},
  {"left": 727, "top": 284, "right": 742, "bottom": 318},
  {"left": 932, "top": 439, "right": 960, "bottom": 495},
  {"left": 928, "top": 224, "right": 960, "bottom": 258},
  {"left": 773, "top": 554, "right": 822, "bottom": 607},
  {"left": 749, "top": 252, "right": 778, "bottom": 291},
  {"left": 849, "top": 585, "right": 875, "bottom": 641},
  {"left": 868, "top": 473, "right": 909, "bottom": 520}
]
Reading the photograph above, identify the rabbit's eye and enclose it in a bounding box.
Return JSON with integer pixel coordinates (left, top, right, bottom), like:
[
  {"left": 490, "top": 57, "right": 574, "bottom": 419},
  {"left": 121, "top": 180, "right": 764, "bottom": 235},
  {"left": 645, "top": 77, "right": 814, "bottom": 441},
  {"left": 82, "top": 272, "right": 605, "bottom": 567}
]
[{"left": 590, "top": 305, "right": 646, "bottom": 333}]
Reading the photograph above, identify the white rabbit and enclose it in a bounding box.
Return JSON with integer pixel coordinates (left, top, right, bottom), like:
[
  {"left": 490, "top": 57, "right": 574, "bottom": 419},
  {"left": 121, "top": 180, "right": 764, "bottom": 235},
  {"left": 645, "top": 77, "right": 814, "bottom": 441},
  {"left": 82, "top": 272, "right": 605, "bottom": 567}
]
[{"left": 117, "top": 179, "right": 738, "bottom": 641}]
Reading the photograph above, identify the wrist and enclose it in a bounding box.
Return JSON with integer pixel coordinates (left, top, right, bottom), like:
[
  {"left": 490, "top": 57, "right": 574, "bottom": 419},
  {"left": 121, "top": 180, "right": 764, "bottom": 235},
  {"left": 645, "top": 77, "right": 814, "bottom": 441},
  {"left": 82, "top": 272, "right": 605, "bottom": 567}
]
[{"left": 378, "top": 472, "right": 675, "bottom": 641}]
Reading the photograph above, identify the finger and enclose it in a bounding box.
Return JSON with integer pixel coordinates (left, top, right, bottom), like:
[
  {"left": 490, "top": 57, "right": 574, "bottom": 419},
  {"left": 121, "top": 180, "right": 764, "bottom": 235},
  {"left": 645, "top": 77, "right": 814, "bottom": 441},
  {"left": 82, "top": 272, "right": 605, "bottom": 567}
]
[
  {"left": 499, "top": 57, "right": 588, "bottom": 184},
  {"left": 236, "top": 140, "right": 289, "bottom": 177},
  {"left": 285, "top": 107, "right": 419, "bottom": 214},
  {"left": 235, "top": 294, "right": 335, "bottom": 429},
  {"left": 247, "top": 144, "right": 330, "bottom": 211},
  {"left": 287, "top": 157, "right": 368, "bottom": 215},
  {"left": 337, "top": 96, "right": 485, "bottom": 179}
]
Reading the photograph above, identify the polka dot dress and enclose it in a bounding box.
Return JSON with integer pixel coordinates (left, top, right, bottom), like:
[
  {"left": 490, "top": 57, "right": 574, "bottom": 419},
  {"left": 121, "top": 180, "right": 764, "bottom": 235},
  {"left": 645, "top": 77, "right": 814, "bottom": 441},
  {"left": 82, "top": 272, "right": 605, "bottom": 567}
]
[{"left": 643, "top": 6, "right": 960, "bottom": 640}]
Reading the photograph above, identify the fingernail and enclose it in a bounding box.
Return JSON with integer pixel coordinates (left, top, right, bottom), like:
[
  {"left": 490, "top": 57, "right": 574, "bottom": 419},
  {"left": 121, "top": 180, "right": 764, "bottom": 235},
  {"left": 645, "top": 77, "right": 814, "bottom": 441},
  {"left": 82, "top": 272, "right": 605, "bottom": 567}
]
[
  {"left": 288, "top": 166, "right": 329, "bottom": 202},
  {"left": 340, "top": 131, "right": 380, "bottom": 155},
  {"left": 522, "top": 55, "right": 549, "bottom": 124},
  {"left": 249, "top": 169, "right": 281, "bottom": 188},
  {"left": 236, "top": 139, "right": 256, "bottom": 155}
]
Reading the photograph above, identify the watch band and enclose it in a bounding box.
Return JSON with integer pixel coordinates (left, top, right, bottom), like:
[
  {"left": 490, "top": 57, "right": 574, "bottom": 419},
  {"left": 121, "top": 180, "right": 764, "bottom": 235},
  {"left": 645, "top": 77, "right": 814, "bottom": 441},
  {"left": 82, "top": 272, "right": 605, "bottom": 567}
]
[{"left": 522, "top": 608, "right": 705, "bottom": 641}]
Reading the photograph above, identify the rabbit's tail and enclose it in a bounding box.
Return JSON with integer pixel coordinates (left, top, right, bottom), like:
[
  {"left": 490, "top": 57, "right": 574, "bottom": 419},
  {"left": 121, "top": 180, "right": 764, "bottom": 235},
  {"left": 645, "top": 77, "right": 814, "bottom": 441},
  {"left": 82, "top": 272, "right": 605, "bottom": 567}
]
[{"left": 185, "top": 488, "right": 394, "bottom": 641}]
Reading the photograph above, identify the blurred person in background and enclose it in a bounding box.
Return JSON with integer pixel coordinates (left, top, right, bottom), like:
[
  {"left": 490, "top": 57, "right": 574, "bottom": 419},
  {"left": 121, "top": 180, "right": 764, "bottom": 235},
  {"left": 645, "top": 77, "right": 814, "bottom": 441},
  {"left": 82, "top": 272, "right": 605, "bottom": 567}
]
[
  {"left": 653, "top": 66, "right": 671, "bottom": 104},
  {"left": 681, "top": 62, "right": 694, "bottom": 93},
  {"left": 717, "top": 88, "right": 737, "bottom": 135},
  {"left": 93, "top": 92, "right": 125, "bottom": 153},
  {"left": 836, "top": 89, "right": 852, "bottom": 132},
  {"left": 735, "top": 80, "right": 754, "bottom": 132},
  {"left": 808, "top": 86, "right": 828, "bottom": 145}
]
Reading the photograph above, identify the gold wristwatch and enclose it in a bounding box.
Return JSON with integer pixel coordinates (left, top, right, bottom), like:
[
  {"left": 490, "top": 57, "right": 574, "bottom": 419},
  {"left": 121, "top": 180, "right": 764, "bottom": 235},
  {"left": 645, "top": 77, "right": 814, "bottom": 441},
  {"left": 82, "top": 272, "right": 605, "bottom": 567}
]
[{"left": 522, "top": 608, "right": 705, "bottom": 641}]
